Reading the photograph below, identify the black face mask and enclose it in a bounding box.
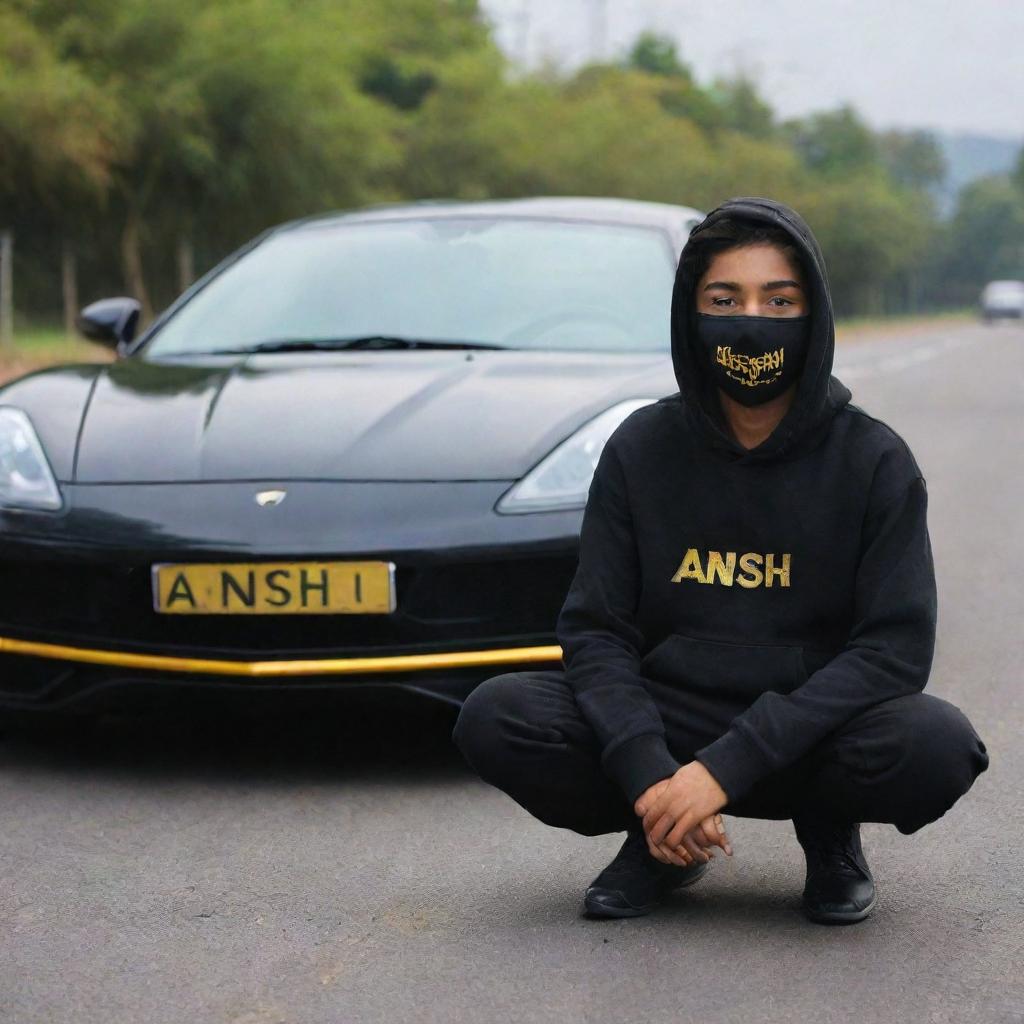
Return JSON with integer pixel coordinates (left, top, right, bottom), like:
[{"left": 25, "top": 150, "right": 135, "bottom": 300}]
[{"left": 694, "top": 313, "right": 811, "bottom": 407}]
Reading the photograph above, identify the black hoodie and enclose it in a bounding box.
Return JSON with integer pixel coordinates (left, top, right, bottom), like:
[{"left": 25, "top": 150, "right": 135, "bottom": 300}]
[{"left": 555, "top": 196, "right": 937, "bottom": 808}]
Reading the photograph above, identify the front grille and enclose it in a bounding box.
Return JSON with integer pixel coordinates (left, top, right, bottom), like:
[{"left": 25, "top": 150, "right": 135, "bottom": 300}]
[{"left": 0, "top": 552, "right": 578, "bottom": 658}]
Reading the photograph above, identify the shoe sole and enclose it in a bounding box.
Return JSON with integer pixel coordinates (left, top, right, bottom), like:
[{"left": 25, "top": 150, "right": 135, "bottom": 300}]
[
  {"left": 582, "top": 858, "right": 711, "bottom": 918},
  {"left": 800, "top": 890, "right": 877, "bottom": 925}
]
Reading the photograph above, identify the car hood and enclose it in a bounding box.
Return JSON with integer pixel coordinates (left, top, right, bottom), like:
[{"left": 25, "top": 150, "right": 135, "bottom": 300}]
[{"left": 71, "top": 350, "right": 677, "bottom": 483}]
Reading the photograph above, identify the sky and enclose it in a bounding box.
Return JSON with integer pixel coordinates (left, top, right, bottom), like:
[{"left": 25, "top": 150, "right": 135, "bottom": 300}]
[{"left": 479, "top": 0, "right": 1024, "bottom": 141}]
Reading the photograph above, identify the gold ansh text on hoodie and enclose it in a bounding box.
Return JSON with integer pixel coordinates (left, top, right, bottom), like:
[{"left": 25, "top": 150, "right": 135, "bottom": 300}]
[{"left": 670, "top": 548, "right": 791, "bottom": 588}]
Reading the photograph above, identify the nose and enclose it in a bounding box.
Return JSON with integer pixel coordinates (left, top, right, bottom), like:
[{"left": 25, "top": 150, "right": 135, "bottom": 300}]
[{"left": 740, "top": 298, "right": 763, "bottom": 315}]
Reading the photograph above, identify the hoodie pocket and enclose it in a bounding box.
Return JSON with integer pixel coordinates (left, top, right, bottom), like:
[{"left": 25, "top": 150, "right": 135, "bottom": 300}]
[{"left": 639, "top": 632, "right": 809, "bottom": 703}]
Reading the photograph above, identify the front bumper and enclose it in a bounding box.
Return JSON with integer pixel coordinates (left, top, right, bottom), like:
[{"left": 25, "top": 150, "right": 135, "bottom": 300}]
[
  {"left": 0, "top": 480, "right": 581, "bottom": 709},
  {"left": 0, "top": 642, "right": 564, "bottom": 711}
]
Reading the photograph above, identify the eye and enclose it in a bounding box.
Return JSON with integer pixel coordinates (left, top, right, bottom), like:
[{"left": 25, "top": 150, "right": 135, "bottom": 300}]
[
  {"left": 768, "top": 296, "right": 794, "bottom": 307},
  {"left": 711, "top": 297, "right": 735, "bottom": 307}
]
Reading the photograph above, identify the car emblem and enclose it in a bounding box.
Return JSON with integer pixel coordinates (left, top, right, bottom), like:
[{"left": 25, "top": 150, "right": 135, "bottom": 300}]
[{"left": 255, "top": 489, "right": 287, "bottom": 507}]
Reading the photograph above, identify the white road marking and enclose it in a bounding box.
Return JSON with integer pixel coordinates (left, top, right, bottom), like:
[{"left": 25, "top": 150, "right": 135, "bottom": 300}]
[{"left": 835, "top": 334, "right": 974, "bottom": 380}]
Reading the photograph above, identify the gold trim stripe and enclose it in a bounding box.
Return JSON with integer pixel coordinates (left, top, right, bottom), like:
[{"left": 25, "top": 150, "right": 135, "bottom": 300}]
[{"left": 0, "top": 634, "right": 564, "bottom": 678}]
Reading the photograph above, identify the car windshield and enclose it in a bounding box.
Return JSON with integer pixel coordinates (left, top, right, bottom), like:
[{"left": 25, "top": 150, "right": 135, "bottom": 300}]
[{"left": 141, "top": 216, "right": 678, "bottom": 357}]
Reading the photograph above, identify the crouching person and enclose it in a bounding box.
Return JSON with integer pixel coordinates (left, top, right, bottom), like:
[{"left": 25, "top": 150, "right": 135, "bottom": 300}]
[{"left": 452, "top": 196, "right": 990, "bottom": 924}]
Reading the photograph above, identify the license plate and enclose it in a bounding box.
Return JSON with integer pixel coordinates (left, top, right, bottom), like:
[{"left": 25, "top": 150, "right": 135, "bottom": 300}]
[{"left": 151, "top": 560, "right": 396, "bottom": 615}]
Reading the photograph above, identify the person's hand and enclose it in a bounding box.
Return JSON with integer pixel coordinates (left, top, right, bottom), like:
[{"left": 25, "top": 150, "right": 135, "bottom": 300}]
[
  {"left": 634, "top": 772, "right": 732, "bottom": 866},
  {"left": 635, "top": 762, "right": 731, "bottom": 865}
]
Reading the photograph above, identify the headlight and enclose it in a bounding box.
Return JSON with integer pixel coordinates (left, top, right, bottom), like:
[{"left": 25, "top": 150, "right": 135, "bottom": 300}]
[
  {"left": 0, "top": 407, "right": 63, "bottom": 510},
  {"left": 496, "top": 398, "right": 659, "bottom": 514}
]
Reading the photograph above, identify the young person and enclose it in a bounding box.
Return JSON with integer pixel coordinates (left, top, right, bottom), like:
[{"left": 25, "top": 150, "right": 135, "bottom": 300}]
[{"left": 452, "top": 196, "right": 990, "bottom": 924}]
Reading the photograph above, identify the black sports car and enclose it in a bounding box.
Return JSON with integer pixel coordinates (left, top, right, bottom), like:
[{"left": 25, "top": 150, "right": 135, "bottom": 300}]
[{"left": 0, "top": 196, "right": 702, "bottom": 715}]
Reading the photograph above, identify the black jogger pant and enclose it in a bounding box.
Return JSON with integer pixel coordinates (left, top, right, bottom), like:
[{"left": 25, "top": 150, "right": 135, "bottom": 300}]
[{"left": 451, "top": 668, "right": 990, "bottom": 837}]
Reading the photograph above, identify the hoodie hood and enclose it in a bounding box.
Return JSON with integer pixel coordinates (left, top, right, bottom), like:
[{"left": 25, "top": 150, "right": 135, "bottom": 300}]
[{"left": 670, "top": 196, "right": 852, "bottom": 463}]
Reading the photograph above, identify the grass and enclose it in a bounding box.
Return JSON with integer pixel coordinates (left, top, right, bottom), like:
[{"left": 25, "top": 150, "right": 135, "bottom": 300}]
[
  {"left": 835, "top": 306, "right": 975, "bottom": 341},
  {"left": 0, "top": 326, "right": 115, "bottom": 384},
  {"left": 3, "top": 325, "right": 112, "bottom": 355}
]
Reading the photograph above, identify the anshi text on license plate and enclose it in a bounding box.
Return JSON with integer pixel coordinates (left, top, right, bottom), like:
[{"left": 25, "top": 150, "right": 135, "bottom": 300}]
[{"left": 151, "top": 560, "right": 396, "bottom": 614}]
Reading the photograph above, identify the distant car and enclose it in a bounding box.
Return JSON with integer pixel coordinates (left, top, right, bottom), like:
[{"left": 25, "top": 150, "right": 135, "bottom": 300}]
[
  {"left": 0, "top": 196, "right": 704, "bottom": 717},
  {"left": 980, "top": 279, "right": 1024, "bottom": 321}
]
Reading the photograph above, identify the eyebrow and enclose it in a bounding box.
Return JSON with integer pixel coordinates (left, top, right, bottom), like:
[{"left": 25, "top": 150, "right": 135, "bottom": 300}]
[{"left": 702, "top": 279, "right": 804, "bottom": 291}]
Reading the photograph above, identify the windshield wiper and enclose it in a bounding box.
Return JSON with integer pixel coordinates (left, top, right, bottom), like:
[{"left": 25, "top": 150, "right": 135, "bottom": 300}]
[{"left": 195, "top": 335, "right": 510, "bottom": 355}]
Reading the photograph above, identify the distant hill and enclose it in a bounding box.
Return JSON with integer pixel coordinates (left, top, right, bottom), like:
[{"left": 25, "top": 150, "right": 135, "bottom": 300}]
[{"left": 932, "top": 132, "right": 1022, "bottom": 215}]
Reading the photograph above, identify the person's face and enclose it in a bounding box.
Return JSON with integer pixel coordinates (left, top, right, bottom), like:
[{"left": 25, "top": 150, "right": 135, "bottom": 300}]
[{"left": 696, "top": 243, "right": 809, "bottom": 318}]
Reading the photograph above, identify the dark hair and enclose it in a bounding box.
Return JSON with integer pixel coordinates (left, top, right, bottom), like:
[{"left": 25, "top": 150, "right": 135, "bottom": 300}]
[{"left": 681, "top": 216, "right": 807, "bottom": 303}]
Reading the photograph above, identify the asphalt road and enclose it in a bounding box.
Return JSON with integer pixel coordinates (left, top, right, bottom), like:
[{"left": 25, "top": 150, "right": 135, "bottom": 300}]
[{"left": 2, "top": 319, "right": 1022, "bottom": 1024}]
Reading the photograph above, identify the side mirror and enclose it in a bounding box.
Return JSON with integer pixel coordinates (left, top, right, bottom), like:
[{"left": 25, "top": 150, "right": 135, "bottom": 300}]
[{"left": 76, "top": 297, "right": 142, "bottom": 353}]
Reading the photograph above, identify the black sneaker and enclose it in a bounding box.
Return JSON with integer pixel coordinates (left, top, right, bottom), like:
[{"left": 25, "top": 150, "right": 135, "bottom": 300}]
[
  {"left": 583, "top": 826, "right": 711, "bottom": 918},
  {"left": 793, "top": 812, "right": 876, "bottom": 924}
]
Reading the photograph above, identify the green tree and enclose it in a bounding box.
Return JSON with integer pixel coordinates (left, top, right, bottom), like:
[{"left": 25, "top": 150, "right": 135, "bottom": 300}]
[
  {"left": 620, "top": 32, "right": 718, "bottom": 131},
  {"left": 940, "top": 176, "right": 1024, "bottom": 303},
  {"left": 625, "top": 31, "right": 691, "bottom": 79},
  {"left": 0, "top": 7, "right": 125, "bottom": 335},
  {"left": 18, "top": 0, "right": 407, "bottom": 317},
  {"left": 0, "top": 8, "right": 120, "bottom": 210},
  {"left": 878, "top": 129, "right": 946, "bottom": 191},
  {"left": 1011, "top": 144, "right": 1024, "bottom": 195},
  {"left": 708, "top": 74, "right": 775, "bottom": 139},
  {"left": 783, "top": 104, "right": 879, "bottom": 179},
  {"left": 793, "top": 174, "right": 935, "bottom": 315},
  {"left": 0, "top": 6, "right": 978, "bottom": 326}
]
